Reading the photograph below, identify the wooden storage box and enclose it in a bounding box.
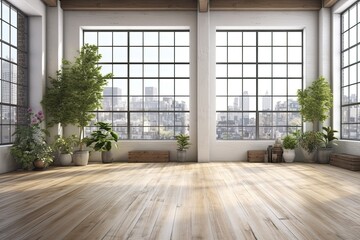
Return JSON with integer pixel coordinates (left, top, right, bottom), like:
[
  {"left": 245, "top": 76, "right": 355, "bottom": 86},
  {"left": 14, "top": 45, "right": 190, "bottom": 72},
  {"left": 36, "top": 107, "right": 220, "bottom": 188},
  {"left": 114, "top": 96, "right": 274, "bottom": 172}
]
[
  {"left": 247, "top": 150, "right": 266, "bottom": 162},
  {"left": 330, "top": 153, "right": 360, "bottom": 171},
  {"left": 128, "top": 151, "right": 170, "bottom": 163}
]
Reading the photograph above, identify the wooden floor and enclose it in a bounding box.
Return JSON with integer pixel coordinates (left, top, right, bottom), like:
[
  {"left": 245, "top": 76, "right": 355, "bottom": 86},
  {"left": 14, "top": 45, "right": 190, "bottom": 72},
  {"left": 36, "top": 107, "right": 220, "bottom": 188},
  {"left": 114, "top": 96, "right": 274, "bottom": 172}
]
[{"left": 0, "top": 163, "right": 359, "bottom": 240}]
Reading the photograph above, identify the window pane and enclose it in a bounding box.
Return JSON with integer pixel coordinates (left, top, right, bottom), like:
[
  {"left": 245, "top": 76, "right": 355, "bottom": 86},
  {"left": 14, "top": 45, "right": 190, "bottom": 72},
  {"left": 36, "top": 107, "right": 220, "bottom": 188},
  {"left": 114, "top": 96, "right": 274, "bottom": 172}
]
[
  {"left": 228, "top": 79, "right": 242, "bottom": 95},
  {"left": 175, "top": 32, "right": 189, "bottom": 46},
  {"left": 144, "top": 47, "right": 158, "bottom": 62},
  {"left": 228, "top": 47, "right": 242, "bottom": 62},
  {"left": 258, "top": 47, "right": 271, "bottom": 62},
  {"left": 175, "top": 47, "right": 189, "bottom": 62},
  {"left": 273, "top": 47, "right": 286, "bottom": 62},
  {"left": 216, "top": 30, "right": 302, "bottom": 140},
  {"left": 175, "top": 79, "right": 189, "bottom": 95},
  {"left": 160, "top": 32, "right": 174, "bottom": 45},
  {"left": 144, "top": 32, "right": 158, "bottom": 46},
  {"left": 84, "top": 30, "right": 189, "bottom": 140},
  {"left": 160, "top": 47, "right": 174, "bottom": 62},
  {"left": 288, "top": 47, "right": 302, "bottom": 63},
  {"left": 159, "top": 79, "right": 174, "bottom": 95},
  {"left": 243, "top": 32, "right": 256, "bottom": 46},
  {"left": 258, "top": 32, "right": 271, "bottom": 46},
  {"left": 98, "top": 32, "right": 112, "bottom": 46},
  {"left": 113, "top": 32, "right": 127, "bottom": 46},
  {"left": 130, "top": 32, "right": 142, "bottom": 45},
  {"left": 113, "top": 47, "right": 128, "bottom": 62},
  {"left": 217, "top": 32, "right": 228, "bottom": 46}
]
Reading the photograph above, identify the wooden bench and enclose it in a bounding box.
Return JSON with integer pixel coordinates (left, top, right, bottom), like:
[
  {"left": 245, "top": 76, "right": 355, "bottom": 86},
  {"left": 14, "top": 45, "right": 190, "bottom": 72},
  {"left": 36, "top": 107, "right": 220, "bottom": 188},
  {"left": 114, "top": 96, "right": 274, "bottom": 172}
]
[
  {"left": 128, "top": 151, "right": 170, "bottom": 163},
  {"left": 330, "top": 153, "right": 360, "bottom": 171}
]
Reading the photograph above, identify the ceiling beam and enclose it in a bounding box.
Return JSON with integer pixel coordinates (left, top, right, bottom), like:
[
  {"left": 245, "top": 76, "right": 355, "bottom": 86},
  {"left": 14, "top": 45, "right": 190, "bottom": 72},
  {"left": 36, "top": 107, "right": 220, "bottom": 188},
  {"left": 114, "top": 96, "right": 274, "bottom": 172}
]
[
  {"left": 199, "top": 0, "right": 209, "bottom": 12},
  {"left": 60, "top": 0, "right": 198, "bottom": 11},
  {"left": 41, "top": 0, "right": 57, "bottom": 7},
  {"left": 323, "top": 0, "right": 338, "bottom": 8},
  {"left": 210, "top": 0, "right": 322, "bottom": 11}
]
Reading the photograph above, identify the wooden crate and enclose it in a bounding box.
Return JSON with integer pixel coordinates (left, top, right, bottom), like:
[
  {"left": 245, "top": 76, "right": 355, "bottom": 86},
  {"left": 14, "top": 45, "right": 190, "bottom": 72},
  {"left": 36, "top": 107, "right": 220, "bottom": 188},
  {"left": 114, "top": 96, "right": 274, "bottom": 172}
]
[
  {"left": 247, "top": 150, "right": 266, "bottom": 162},
  {"left": 128, "top": 151, "right": 170, "bottom": 163},
  {"left": 330, "top": 153, "right": 360, "bottom": 171}
]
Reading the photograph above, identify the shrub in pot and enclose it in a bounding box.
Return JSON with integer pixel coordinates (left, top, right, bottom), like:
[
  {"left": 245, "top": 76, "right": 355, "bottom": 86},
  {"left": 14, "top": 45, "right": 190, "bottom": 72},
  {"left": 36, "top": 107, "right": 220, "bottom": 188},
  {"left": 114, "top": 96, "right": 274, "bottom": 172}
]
[
  {"left": 296, "top": 131, "right": 323, "bottom": 163},
  {"left": 11, "top": 109, "right": 53, "bottom": 170},
  {"left": 282, "top": 134, "right": 297, "bottom": 163},
  {"left": 318, "top": 126, "right": 338, "bottom": 164},
  {"left": 43, "top": 44, "right": 113, "bottom": 166},
  {"left": 52, "top": 134, "right": 78, "bottom": 166},
  {"left": 85, "top": 122, "right": 119, "bottom": 163},
  {"left": 176, "top": 133, "right": 191, "bottom": 162}
]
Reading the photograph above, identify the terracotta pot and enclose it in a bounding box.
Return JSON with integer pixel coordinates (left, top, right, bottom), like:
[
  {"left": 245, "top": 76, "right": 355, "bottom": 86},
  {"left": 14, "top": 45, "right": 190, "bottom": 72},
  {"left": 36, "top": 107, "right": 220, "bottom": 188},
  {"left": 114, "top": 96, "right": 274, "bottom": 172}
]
[{"left": 33, "top": 159, "right": 48, "bottom": 170}]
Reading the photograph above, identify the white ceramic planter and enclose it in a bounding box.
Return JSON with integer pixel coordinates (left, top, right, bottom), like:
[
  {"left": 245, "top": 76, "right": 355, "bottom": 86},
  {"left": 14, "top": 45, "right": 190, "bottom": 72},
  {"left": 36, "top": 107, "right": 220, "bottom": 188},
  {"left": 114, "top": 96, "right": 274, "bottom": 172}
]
[{"left": 283, "top": 149, "right": 296, "bottom": 163}]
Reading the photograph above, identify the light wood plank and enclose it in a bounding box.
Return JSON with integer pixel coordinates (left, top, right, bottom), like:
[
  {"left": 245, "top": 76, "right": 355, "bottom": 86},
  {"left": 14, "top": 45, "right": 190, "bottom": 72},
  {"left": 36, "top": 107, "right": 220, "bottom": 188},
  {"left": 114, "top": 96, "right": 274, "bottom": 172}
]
[
  {"left": 210, "top": 0, "right": 322, "bottom": 10},
  {"left": 199, "top": 0, "right": 209, "bottom": 12},
  {"left": 0, "top": 162, "right": 360, "bottom": 239},
  {"left": 323, "top": 0, "right": 338, "bottom": 8},
  {"left": 60, "top": 0, "right": 198, "bottom": 11},
  {"left": 41, "top": 0, "right": 57, "bottom": 7}
]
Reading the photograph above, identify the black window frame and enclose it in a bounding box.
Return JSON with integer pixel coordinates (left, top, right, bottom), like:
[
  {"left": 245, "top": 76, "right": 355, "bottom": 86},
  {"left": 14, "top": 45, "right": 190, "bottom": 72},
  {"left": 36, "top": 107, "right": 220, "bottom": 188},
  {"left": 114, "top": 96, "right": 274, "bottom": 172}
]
[
  {"left": 0, "top": 0, "right": 28, "bottom": 145},
  {"left": 216, "top": 30, "right": 303, "bottom": 140},
  {"left": 83, "top": 30, "right": 190, "bottom": 140},
  {"left": 341, "top": 0, "right": 360, "bottom": 140}
]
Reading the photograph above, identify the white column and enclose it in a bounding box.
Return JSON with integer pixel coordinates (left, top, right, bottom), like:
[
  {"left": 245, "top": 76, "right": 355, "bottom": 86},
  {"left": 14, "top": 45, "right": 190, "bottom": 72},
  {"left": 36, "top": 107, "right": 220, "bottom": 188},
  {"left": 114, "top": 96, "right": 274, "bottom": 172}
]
[
  {"left": 45, "top": 1, "right": 64, "bottom": 138},
  {"left": 197, "top": 11, "right": 210, "bottom": 162},
  {"left": 319, "top": 7, "right": 332, "bottom": 128}
]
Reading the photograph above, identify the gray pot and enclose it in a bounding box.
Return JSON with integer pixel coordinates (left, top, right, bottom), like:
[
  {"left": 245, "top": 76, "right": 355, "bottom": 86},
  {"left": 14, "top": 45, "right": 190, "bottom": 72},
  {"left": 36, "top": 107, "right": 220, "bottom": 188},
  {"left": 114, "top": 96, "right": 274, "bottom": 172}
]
[
  {"left": 101, "top": 151, "right": 113, "bottom": 163},
  {"left": 301, "top": 147, "right": 316, "bottom": 163},
  {"left": 59, "top": 153, "right": 72, "bottom": 166},
  {"left": 73, "top": 150, "right": 89, "bottom": 166},
  {"left": 177, "top": 150, "right": 186, "bottom": 162},
  {"left": 317, "top": 148, "right": 333, "bottom": 164}
]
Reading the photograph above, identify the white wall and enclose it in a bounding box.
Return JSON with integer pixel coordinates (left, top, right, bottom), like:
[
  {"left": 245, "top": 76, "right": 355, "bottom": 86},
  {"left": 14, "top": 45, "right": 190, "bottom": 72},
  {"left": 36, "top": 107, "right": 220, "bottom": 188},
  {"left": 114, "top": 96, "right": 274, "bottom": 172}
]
[
  {"left": 0, "top": 0, "right": 46, "bottom": 173},
  {"left": 63, "top": 11, "right": 198, "bottom": 162},
  {"left": 63, "top": 10, "right": 321, "bottom": 163},
  {"left": 209, "top": 11, "right": 319, "bottom": 161}
]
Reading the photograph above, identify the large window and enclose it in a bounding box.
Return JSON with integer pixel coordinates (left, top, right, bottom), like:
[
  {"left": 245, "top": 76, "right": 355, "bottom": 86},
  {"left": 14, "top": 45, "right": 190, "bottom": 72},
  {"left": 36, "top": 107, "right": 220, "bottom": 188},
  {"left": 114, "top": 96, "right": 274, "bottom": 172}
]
[
  {"left": 216, "top": 30, "right": 303, "bottom": 140},
  {"left": 0, "top": 0, "right": 28, "bottom": 145},
  {"left": 83, "top": 30, "right": 190, "bottom": 140},
  {"left": 341, "top": 1, "right": 360, "bottom": 140}
]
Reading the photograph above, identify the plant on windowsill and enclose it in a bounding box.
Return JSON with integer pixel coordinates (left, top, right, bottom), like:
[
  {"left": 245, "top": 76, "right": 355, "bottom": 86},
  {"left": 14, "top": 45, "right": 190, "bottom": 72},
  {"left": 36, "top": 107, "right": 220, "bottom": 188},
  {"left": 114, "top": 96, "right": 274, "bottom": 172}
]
[
  {"left": 10, "top": 109, "right": 53, "bottom": 170},
  {"left": 176, "top": 133, "right": 191, "bottom": 162},
  {"left": 43, "top": 44, "right": 113, "bottom": 166},
  {"left": 318, "top": 126, "right": 338, "bottom": 164},
  {"left": 85, "top": 122, "right": 119, "bottom": 163}
]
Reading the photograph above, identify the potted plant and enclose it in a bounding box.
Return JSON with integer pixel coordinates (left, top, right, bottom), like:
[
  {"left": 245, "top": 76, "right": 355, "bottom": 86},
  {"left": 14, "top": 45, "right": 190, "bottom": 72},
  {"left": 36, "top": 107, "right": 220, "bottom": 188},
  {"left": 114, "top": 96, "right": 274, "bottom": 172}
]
[
  {"left": 43, "top": 44, "right": 112, "bottom": 166},
  {"left": 296, "top": 131, "right": 323, "bottom": 162},
  {"left": 176, "top": 133, "right": 191, "bottom": 162},
  {"left": 282, "top": 134, "right": 297, "bottom": 163},
  {"left": 11, "top": 109, "right": 53, "bottom": 170},
  {"left": 318, "top": 126, "right": 338, "bottom": 164},
  {"left": 52, "top": 134, "right": 78, "bottom": 166},
  {"left": 297, "top": 76, "right": 333, "bottom": 131},
  {"left": 85, "top": 122, "right": 119, "bottom": 163}
]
